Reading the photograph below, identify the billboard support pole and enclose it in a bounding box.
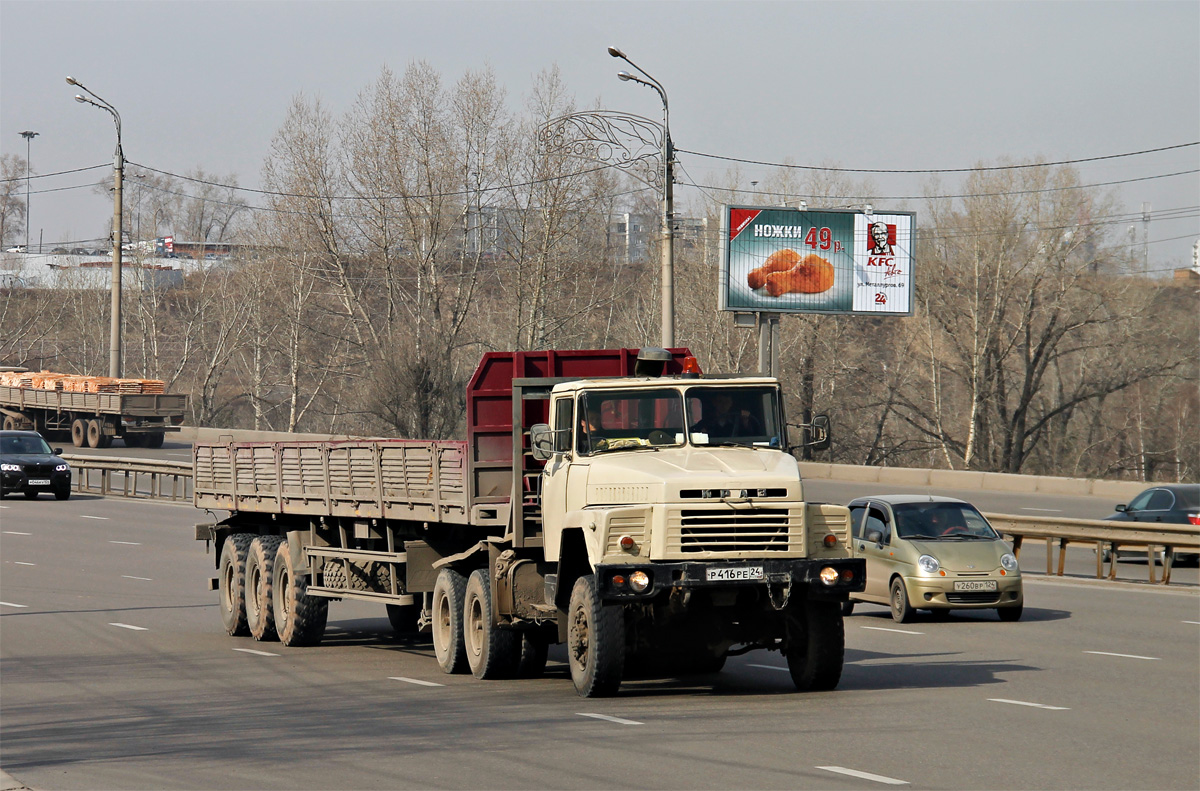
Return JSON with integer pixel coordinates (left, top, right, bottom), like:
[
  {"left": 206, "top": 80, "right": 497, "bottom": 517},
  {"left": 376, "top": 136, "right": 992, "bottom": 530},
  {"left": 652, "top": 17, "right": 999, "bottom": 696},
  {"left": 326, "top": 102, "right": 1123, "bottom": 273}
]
[{"left": 757, "top": 312, "right": 780, "bottom": 378}]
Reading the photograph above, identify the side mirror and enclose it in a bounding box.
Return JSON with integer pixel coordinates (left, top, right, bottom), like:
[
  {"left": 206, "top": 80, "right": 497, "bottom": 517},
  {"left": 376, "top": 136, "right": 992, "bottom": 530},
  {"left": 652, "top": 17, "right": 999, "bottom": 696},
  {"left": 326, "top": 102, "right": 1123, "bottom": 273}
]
[
  {"left": 807, "top": 414, "right": 831, "bottom": 451},
  {"left": 54, "top": 448, "right": 64, "bottom": 456},
  {"left": 866, "top": 529, "right": 883, "bottom": 544},
  {"left": 529, "top": 424, "right": 557, "bottom": 461},
  {"left": 1115, "top": 504, "right": 1127, "bottom": 512}
]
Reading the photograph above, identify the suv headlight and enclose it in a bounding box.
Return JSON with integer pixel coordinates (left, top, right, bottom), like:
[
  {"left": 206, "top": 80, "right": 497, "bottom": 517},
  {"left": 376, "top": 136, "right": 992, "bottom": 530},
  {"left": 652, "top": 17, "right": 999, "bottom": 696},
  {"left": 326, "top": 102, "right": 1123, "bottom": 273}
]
[
  {"left": 55, "top": 463, "right": 70, "bottom": 472},
  {"left": 917, "top": 554, "right": 940, "bottom": 574},
  {"left": 0, "top": 463, "right": 19, "bottom": 472},
  {"left": 1000, "top": 553, "right": 1019, "bottom": 572}
]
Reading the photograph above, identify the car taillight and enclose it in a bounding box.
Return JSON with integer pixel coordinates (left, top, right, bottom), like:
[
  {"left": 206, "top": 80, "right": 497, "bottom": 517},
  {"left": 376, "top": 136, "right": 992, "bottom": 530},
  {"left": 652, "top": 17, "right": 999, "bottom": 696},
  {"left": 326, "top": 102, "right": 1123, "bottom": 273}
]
[{"left": 1189, "top": 513, "right": 1200, "bottom": 526}]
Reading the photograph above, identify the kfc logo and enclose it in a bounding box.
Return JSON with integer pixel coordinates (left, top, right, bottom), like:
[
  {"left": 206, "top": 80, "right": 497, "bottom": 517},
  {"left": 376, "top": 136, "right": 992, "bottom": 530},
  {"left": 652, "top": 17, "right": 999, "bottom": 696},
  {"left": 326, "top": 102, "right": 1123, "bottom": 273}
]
[{"left": 868, "top": 222, "right": 896, "bottom": 256}]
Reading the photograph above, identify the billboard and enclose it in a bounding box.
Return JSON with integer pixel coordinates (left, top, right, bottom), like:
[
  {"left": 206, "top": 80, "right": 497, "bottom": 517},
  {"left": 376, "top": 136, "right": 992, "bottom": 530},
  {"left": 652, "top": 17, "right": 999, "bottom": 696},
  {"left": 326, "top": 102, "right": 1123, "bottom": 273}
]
[{"left": 718, "top": 205, "right": 915, "bottom": 316}]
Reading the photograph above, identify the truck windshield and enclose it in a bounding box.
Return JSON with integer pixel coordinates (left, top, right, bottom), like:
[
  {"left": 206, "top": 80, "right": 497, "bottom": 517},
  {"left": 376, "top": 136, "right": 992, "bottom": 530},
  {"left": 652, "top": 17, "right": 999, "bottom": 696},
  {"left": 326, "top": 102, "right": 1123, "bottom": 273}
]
[
  {"left": 578, "top": 389, "right": 686, "bottom": 454},
  {"left": 685, "top": 386, "right": 783, "bottom": 448}
]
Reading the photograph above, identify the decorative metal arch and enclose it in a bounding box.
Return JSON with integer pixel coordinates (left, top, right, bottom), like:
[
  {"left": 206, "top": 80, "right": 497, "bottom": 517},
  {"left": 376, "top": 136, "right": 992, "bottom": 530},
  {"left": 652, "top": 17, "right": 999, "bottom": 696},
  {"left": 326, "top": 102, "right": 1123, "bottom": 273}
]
[{"left": 537, "top": 111, "right": 665, "bottom": 190}]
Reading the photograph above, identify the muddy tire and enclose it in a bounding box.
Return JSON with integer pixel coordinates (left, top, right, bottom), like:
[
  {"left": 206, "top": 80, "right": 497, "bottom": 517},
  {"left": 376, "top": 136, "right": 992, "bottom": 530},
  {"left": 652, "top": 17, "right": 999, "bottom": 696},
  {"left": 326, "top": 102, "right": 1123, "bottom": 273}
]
[
  {"left": 785, "top": 599, "right": 845, "bottom": 692},
  {"left": 123, "top": 433, "right": 143, "bottom": 448},
  {"left": 840, "top": 600, "right": 855, "bottom": 616},
  {"left": 70, "top": 418, "right": 86, "bottom": 448},
  {"left": 144, "top": 431, "right": 165, "bottom": 449},
  {"left": 246, "top": 535, "right": 284, "bottom": 641},
  {"left": 567, "top": 574, "right": 625, "bottom": 697},
  {"left": 515, "top": 631, "right": 550, "bottom": 679},
  {"left": 218, "top": 534, "right": 255, "bottom": 636},
  {"left": 432, "top": 568, "right": 468, "bottom": 674},
  {"left": 85, "top": 419, "right": 103, "bottom": 449},
  {"left": 272, "top": 540, "right": 328, "bottom": 646},
  {"left": 464, "top": 569, "right": 519, "bottom": 679}
]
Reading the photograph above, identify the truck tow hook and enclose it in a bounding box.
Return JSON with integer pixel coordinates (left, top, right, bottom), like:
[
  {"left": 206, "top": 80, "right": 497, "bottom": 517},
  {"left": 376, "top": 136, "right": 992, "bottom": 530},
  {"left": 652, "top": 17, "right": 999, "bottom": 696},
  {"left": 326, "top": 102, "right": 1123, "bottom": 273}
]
[{"left": 766, "top": 574, "right": 792, "bottom": 610}]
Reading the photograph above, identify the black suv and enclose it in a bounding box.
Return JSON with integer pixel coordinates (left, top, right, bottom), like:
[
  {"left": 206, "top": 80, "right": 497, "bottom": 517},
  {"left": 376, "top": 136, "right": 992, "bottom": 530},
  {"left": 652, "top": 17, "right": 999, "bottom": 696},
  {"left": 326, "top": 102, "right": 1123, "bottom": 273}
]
[{"left": 0, "top": 430, "right": 72, "bottom": 500}]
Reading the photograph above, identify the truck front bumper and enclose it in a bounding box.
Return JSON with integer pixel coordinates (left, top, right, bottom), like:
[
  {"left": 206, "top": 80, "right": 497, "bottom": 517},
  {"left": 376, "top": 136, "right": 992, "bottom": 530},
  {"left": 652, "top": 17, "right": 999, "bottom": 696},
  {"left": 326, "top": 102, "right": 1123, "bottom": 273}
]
[{"left": 595, "top": 557, "right": 865, "bottom": 602}]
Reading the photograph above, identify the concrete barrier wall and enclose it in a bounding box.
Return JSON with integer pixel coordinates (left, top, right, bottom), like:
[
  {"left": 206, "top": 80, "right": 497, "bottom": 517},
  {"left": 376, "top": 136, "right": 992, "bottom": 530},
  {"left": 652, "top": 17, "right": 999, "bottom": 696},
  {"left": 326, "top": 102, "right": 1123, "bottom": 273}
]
[{"left": 178, "top": 427, "right": 1153, "bottom": 500}]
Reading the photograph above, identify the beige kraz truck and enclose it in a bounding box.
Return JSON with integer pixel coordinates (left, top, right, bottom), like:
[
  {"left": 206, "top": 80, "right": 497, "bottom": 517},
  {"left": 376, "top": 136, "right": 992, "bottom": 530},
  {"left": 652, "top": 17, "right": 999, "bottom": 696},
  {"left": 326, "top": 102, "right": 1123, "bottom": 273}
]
[{"left": 194, "top": 348, "right": 864, "bottom": 697}]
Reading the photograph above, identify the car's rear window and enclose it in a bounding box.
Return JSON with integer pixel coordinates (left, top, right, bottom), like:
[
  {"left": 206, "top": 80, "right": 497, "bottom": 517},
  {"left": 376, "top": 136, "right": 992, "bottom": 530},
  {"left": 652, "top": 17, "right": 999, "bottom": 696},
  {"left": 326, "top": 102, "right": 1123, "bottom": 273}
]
[{"left": 1175, "top": 487, "right": 1200, "bottom": 509}]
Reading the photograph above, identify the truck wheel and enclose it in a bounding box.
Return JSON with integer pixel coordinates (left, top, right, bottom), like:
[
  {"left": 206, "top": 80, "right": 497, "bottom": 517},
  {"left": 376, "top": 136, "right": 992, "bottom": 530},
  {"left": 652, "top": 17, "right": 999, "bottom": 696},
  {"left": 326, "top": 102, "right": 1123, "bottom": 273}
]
[
  {"left": 70, "top": 418, "right": 87, "bottom": 448},
  {"left": 432, "top": 568, "right": 468, "bottom": 674},
  {"left": 272, "top": 540, "right": 328, "bottom": 646},
  {"left": 890, "top": 577, "right": 914, "bottom": 623},
  {"left": 840, "top": 601, "right": 855, "bottom": 616},
  {"left": 218, "top": 534, "right": 255, "bottom": 637},
  {"left": 246, "top": 535, "right": 284, "bottom": 641},
  {"left": 144, "top": 431, "right": 165, "bottom": 449},
  {"left": 515, "top": 631, "right": 550, "bottom": 679},
  {"left": 2, "top": 416, "right": 14, "bottom": 431},
  {"left": 785, "top": 599, "right": 845, "bottom": 692},
  {"left": 123, "top": 434, "right": 143, "bottom": 448},
  {"left": 386, "top": 604, "right": 420, "bottom": 635},
  {"left": 85, "top": 419, "right": 103, "bottom": 449},
  {"left": 567, "top": 574, "right": 625, "bottom": 697},
  {"left": 464, "top": 568, "right": 519, "bottom": 679}
]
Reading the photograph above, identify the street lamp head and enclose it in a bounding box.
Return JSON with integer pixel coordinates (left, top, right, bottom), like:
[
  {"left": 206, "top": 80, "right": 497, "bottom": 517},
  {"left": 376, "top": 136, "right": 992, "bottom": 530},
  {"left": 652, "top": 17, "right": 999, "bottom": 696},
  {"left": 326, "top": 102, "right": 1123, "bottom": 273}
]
[
  {"left": 607, "top": 46, "right": 625, "bottom": 58},
  {"left": 617, "top": 71, "right": 634, "bottom": 82},
  {"left": 66, "top": 76, "right": 77, "bottom": 85},
  {"left": 75, "top": 95, "right": 87, "bottom": 103}
]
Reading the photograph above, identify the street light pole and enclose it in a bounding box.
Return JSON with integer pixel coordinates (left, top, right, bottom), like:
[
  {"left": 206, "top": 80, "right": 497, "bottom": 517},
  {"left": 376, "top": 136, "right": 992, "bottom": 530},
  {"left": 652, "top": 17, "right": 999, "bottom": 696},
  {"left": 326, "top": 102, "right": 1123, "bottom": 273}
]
[
  {"left": 67, "top": 76, "right": 124, "bottom": 379},
  {"left": 609, "top": 45, "right": 675, "bottom": 349},
  {"left": 19, "top": 131, "right": 38, "bottom": 252}
]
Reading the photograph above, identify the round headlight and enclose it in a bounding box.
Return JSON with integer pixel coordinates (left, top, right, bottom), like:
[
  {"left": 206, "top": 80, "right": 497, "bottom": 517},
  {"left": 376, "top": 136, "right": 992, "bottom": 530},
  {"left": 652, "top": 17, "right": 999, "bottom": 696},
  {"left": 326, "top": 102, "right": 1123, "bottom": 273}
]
[
  {"left": 0, "top": 463, "right": 19, "bottom": 472},
  {"left": 56, "top": 463, "right": 70, "bottom": 472},
  {"left": 818, "top": 566, "right": 840, "bottom": 586},
  {"left": 1000, "top": 553, "right": 1019, "bottom": 572},
  {"left": 917, "top": 554, "right": 940, "bottom": 574},
  {"left": 629, "top": 570, "right": 651, "bottom": 593}
]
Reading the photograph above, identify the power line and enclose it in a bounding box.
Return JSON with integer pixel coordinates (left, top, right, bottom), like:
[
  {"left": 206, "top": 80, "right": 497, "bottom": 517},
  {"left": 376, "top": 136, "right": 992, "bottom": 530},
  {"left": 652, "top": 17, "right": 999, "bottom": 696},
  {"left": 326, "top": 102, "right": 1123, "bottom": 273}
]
[
  {"left": 0, "top": 163, "right": 108, "bottom": 183},
  {"left": 676, "top": 141, "right": 1200, "bottom": 174}
]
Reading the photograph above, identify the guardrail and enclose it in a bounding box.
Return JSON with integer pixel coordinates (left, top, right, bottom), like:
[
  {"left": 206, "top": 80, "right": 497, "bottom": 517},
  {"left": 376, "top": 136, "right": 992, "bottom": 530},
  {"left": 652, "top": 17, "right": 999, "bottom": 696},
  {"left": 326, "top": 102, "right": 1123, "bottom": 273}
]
[
  {"left": 985, "top": 513, "right": 1200, "bottom": 586},
  {"left": 62, "top": 454, "right": 193, "bottom": 502},
  {"left": 59, "top": 456, "right": 1199, "bottom": 585}
]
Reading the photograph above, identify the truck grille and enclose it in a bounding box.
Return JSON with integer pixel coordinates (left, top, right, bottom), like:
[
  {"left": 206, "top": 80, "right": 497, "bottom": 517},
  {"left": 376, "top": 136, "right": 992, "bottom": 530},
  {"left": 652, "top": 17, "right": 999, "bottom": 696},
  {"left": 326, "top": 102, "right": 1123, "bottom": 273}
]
[{"left": 676, "top": 508, "right": 792, "bottom": 553}]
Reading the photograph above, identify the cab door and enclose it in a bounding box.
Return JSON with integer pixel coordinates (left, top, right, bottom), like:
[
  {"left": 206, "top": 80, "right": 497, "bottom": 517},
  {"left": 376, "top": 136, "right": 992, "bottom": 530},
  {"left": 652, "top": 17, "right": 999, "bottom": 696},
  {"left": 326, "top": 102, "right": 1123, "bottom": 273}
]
[
  {"left": 854, "top": 501, "right": 898, "bottom": 602},
  {"left": 541, "top": 396, "right": 580, "bottom": 550}
]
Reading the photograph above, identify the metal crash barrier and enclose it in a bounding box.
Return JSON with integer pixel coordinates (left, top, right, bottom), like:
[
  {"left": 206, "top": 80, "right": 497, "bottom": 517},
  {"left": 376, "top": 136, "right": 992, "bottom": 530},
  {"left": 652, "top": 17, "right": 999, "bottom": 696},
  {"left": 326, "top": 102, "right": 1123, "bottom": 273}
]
[
  {"left": 62, "top": 454, "right": 193, "bottom": 502},
  {"left": 986, "top": 513, "right": 1200, "bottom": 586}
]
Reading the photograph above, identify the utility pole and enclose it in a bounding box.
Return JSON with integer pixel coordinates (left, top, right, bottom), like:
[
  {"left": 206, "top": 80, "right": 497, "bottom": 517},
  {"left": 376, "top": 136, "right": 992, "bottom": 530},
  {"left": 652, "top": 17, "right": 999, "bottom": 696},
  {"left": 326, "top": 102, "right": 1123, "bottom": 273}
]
[{"left": 19, "top": 131, "right": 38, "bottom": 252}]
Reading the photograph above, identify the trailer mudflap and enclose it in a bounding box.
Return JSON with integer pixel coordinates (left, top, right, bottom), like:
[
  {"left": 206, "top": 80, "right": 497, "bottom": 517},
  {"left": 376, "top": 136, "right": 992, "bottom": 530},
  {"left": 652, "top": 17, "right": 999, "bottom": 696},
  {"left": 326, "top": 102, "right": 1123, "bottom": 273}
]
[{"left": 595, "top": 557, "right": 865, "bottom": 602}]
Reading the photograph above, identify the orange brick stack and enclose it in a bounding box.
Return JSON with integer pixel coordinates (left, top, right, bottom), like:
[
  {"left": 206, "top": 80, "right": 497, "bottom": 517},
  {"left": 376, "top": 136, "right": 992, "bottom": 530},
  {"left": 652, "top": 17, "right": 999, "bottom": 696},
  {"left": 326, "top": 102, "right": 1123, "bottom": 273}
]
[{"left": 0, "top": 370, "right": 166, "bottom": 394}]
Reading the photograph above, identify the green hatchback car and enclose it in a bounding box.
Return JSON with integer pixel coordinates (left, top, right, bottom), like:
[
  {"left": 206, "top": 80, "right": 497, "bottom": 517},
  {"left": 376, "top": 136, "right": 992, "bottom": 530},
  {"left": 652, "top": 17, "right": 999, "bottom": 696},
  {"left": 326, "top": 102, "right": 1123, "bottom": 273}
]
[{"left": 844, "top": 495, "right": 1023, "bottom": 622}]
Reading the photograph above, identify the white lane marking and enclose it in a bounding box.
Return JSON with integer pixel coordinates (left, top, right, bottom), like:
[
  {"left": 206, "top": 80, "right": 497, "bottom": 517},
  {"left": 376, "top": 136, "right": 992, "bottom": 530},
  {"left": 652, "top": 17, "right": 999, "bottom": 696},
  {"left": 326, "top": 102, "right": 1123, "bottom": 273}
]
[
  {"left": 1020, "top": 507, "right": 1062, "bottom": 512},
  {"left": 989, "top": 698, "right": 1069, "bottom": 710},
  {"left": 862, "top": 626, "right": 925, "bottom": 635},
  {"left": 166, "top": 452, "right": 192, "bottom": 457},
  {"left": 3, "top": 531, "right": 31, "bottom": 535},
  {"left": 747, "top": 663, "right": 789, "bottom": 672},
  {"left": 577, "top": 713, "right": 643, "bottom": 726},
  {"left": 1084, "top": 650, "right": 1161, "bottom": 661},
  {"left": 1183, "top": 621, "right": 1200, "bottom": 625},
  {"left": 233, "top": 648, "right": 279, "bottom": 657},
  {"left": 817, "top": 766, "right": 908, "bottom": 785},
  {"left": 13, "top": 561, "right": 35, "bottom": 566},
  {"left": 109, "top": 623, "right": 148, "bottom": 631},
  {"left": 122, "top": 575, "right": 153, "bottom": 581},
  {"left": 388, "top": 676, "right": 444, "bottom": 687},
  {"left": 81, "top": 515, "right": 110, "bottom": 520},
  {"left": 0, "top": 601, "right": 29, "bottom": 608},
  {"left": 109, "top": 541, "right": 141, "bottom": 546}
]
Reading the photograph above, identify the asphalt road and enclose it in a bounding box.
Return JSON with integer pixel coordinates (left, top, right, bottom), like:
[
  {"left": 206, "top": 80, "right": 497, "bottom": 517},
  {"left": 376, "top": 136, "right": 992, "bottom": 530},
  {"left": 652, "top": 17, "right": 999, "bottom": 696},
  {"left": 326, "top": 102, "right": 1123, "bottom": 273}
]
[{"left": 2, "top": 494, "right": 1197, "bottom": 790}]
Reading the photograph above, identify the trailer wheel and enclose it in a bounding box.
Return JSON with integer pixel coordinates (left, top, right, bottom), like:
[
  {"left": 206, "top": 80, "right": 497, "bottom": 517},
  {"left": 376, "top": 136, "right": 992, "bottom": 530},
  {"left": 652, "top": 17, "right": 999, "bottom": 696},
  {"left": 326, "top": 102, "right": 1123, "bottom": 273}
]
[
  {"left": 386, "top": 604, "right": 420, "bottom": 635},
  {"left": 246, "top": 535, "right": 284, "bottom": 641},
  {"left": 70, "top": 418, "right": 86, "bottom": 448},
  {"left": 123, "top": 434, "right": 142, "bottom": 448},
  {"left": 567, "top": 574, "right": 625, "bottom": 697},
  {"left": 785, "top": 599, "right": 845, "bottom": 692},
  {"left": 2, "top": 416, "right": 15, "bottom": 431},
  {"left": 144, "top": 431, "right": 165, "bottom": 449},
  {"left": 85, "top": 419, "right": 103, "bottom": 449},
  {"left": 432, "top": 568, "right": 468, "bottom": 674},
  {"left": 218, "top": 534, "right": 255, "bottom": 637},
  {"left": 464, "top": 569, "right": 519, "bottom": 679},
  {"left": 515, "top": 631, "right": 550, "bottom": 679},
  {"left": 272, "top": 540, "right": 328, "bottom": 646}
]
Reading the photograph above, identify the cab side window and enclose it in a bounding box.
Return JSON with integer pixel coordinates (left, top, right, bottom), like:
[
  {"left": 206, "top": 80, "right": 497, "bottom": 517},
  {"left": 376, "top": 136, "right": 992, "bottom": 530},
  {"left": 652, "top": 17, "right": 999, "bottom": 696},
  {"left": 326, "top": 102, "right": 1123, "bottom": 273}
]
[
  {"left": 848, "top": 505, "right": 866, "bottom": 539},
  {"left": 553, "top": 398, "right": 573, "bottom": 453},
  {"left": 865, "top": 506, "right": 890, "bottom": 543}
]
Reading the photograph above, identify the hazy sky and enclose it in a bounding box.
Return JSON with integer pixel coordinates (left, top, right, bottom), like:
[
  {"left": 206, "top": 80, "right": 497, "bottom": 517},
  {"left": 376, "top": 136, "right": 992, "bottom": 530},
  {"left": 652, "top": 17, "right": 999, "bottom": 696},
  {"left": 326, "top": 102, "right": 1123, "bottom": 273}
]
[{"left": 2, "top": 1, "right": 1197, "bottom": 269}]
